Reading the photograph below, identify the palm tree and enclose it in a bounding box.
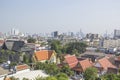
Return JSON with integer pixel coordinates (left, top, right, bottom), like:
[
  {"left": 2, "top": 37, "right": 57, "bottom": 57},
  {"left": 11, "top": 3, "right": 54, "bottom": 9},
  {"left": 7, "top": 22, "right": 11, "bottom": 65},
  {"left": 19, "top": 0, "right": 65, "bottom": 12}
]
[
  {"left": 0, "top": 49, "right": 5, "bottom": 54},
  {"left": 6, "top": 50, "right": 11, "bottom": 60},
  {"left": 10, "top": 51, "right": 15, "bottom": 62},
  {"left": 0, "top": 49, "right": 6, "bottom": 62}
]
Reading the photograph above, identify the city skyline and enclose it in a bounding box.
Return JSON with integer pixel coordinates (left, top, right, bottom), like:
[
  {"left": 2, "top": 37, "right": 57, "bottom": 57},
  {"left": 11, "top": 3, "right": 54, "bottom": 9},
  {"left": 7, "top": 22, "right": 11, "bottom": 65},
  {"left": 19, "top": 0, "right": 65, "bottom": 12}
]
[{"left": 1, "top": 0, "right": 120, "bottom": 34}]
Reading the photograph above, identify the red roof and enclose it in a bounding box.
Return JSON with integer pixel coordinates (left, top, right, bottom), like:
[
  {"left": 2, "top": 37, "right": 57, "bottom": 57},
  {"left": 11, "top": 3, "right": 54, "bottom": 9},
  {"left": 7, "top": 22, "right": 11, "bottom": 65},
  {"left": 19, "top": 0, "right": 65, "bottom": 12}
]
[
  {"left": 64, "top": 55, "right": 78, "bottom": 68},
  {"left": 34, "top": 50, "right": 54, "bottom": 61},
  {"left": 16, "top": 64, "right": 29, "bottom": 71},
  {"left": 0, "top": 40, "right": 4, "bottom": 45},
  {"left": 98, "top": 58, "right": 116, "bottom": 70},
  {"left": 79, "top": 59, "right": 93, "bottom": 71}
]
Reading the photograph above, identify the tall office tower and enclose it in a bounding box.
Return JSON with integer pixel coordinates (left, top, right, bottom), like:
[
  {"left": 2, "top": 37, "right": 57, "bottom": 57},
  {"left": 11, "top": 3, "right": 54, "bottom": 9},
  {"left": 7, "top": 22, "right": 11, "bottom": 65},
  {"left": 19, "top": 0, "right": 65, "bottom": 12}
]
[
  {"left": 53, "top": 31, "right": 58, "bottom": 38},
  {"left": 11, "top": 28, "right": 19, "bottom": 35},
  {"left": 114, "top": 29, "right": 120, "bottom": 39}
]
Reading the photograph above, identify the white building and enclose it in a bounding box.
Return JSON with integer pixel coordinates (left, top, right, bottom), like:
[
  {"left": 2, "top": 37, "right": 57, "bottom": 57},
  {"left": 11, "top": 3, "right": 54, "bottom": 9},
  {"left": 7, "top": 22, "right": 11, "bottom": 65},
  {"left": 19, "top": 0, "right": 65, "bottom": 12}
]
[
  {"left": 103, "top": 39, "right": 120, "bottom": 48},
  {"left": 11, "top": 28, "right": 19, "bottom": 35}
]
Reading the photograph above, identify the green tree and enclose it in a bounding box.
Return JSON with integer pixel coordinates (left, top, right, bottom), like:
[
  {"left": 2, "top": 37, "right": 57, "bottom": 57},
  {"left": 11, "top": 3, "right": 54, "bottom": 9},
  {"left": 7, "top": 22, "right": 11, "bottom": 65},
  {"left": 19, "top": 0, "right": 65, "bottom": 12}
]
[
  {"left": 57, "top": 54, "right": 64, "bottom": 64},
  {"left": 66, "top": 42, "right": 87, "bottom": 54},
  {"left": 45, "top": 63, "right": 60, "bottom": 76},
  {"left": 35, "top": 62, "right": 60, "bottom": 76},
  {"left": 50, "top": 40, "right": 62, "bottom": 53},
  {"left": 0, "top": 49, "right": 5, "bottom": 54},
  {"left": 55, "top": 73, "right": 69, "bottom": 80},
  {"left": 0, "top": 49, "right": 6, "bottom": 63},
  {"left": 10, "top": 62, "right": 17, "bottom": 68},
  {"left": 46, "top": 76, "right": 57, "bottom": 80},
  {"left": 27, "top": 38, "right": 36, "bottom": 43},
  {"left": 60, "top": 65, "right": 73, "bottom": 76},
  {"left": 84, "top": 67, "right": 98, "bottom": 80},
  {"left": 40, "top": 42, "right": 47, "bottom": 47},
  {"left": 101, "top": 73, "right": 119, "bottom": 80},
  {"left": 0, "top": 49, "right": 16, "bottom": 63},
  {"left": 10, "top": 76, "right": 19, "bottom": 80},
  {"left": 35, "top": 76, "right": 46, "bottom": 80},
  {"left": 72, "top": 49, "right": 79, "bottom": 56},
  {"left": 22, "top": 78, "right": 29, "bottom": 80},
  {"left": 23, "top": 55, "right": 29, "bottom": 64},
  {"left": 35, "top": 62, "right": 46, "bottom": 70}
]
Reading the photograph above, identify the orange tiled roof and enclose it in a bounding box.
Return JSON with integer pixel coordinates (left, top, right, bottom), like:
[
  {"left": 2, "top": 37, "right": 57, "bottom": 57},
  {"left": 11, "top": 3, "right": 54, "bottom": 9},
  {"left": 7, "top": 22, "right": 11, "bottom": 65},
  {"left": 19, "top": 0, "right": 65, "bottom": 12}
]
[
  {"left": 0, "top": 40, "right": 4, "bottom": 45},
  {"left": 64, "top": 55, "right": 78, "bottom": 68},
  {"left": 35, "top": 50, "right": 54, "bottom": 61},
  {"left": 98, "top": 58, "right": 116, "bottom": 70},
  {"left": 16, "top": 64, "right": 29, "bottom": 71},
  {"left": 79, "top": 59, "right": 93, "bottom": 71}
]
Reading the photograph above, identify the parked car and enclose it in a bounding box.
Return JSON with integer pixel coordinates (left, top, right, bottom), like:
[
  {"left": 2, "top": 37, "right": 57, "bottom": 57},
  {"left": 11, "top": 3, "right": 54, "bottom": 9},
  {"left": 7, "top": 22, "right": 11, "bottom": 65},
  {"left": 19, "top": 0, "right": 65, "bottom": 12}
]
[{"left": 2, "top": 63, "right": 9, "bottom": 69}]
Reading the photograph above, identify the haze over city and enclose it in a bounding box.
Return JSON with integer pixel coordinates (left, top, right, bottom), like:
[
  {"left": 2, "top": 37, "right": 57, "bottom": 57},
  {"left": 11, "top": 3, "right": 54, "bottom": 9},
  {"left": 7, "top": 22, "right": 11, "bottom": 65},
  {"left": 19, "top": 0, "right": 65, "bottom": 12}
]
[
  {"left": 1, "top": 0, "right": 120, "bottom": 34},
  {"left": 2, "top": 1, "right": 120, "bottom": 80}
]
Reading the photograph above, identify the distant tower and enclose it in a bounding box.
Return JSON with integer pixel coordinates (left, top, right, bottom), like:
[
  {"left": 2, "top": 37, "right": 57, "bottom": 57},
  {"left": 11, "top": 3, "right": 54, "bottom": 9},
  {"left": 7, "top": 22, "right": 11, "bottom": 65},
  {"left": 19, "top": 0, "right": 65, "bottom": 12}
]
[
  {"left": 79, "top": 29, "right": 84, "bottom": 39},
  {"left": 114, "top": 29, "right": 120, "bottom": 39},
  {"left": 53, "top": 31, "right": 58, "bottom": 38},
  {"left": 11, "top": 28, "right": 19, "bottom": 35},
  {"left": 104, "top": 30, "right": 108, "bottom": 38}
]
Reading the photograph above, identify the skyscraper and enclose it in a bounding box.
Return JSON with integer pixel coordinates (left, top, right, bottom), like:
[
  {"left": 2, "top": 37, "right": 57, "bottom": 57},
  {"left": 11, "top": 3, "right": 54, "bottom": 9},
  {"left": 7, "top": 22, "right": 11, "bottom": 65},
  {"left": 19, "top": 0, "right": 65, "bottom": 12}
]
[
  {"left": 53, "top": 31, "right": 58, "bottom": 38},
  {"left": 11, "top": 28, "right": 19, "bottom": 35},
  {"left": 114, "top": 29, "right": 120, "bottom": 38}
]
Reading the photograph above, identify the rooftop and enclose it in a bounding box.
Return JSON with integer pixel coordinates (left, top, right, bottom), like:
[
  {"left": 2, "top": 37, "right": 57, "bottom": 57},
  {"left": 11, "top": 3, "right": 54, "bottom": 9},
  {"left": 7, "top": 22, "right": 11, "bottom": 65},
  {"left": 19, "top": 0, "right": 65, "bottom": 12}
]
[{"left": 34, "top": 50, "right": 54, "bottom": 61}]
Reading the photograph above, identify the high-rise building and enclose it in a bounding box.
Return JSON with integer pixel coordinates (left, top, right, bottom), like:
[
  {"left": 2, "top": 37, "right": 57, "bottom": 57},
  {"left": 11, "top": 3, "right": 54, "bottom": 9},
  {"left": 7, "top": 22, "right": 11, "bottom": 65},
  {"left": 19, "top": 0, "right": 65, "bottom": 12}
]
[
  {"left": 53, "top": 31, "right": 58, "bottom": 38},
  {"left": 114, "top": 29, "right": 120, "bottom": 38},
  {"left": 11, "top": 28, "right": 19, "bottom": 35}
]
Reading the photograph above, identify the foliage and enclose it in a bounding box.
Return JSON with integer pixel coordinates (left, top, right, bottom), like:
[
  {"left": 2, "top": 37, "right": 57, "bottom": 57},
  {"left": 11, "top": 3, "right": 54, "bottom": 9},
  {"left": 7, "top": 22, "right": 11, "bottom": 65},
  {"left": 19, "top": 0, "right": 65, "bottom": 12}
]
[
  {"left": 50, "top": 40, "right": 62, "bottom": 53},
  {"left": 22, "top": 78, "right": 29, "bottom": 80},
  {"left": 40, "top": 42, "right": 47, "bottom": 47},
  {"left": 57, "top": 54, "right": 65, "bottom": 64},
  {"left": 101, "top": 73, "right": 120, "bottom": 80},
  {"left": 66, "top": 42, "right": 87, "bottom": 54},
  {"left": 35, "top": 76, "right": 46, "bottom": 80},
  {"left": 9, "top": 76, "right": 19, "bottom": 80},
  {"left": 55, "top": 73, "right": 69, "bottom": 80},
  {"left": 60, "top": 65, "right": 74, "bottom": 76},
  {"left": 45, "top": 63, "right": 60, "bottom": 76},
  {"left": 23, "top": 54, "right": 29, "bottom": 64},
  {"left": 35, "top": 62, "right": 73, "bottom": 77},
  {"left": 46, "top": 76, "right": 57, "bottom": 80},
  {"left": 10, "top": 62, "right": 17, "bottom": 67},
  {"left": 84, "top": 67, "right": 98, "bottom": 80},
  {"left": 49, "top": 40, "right": 87, "bottom": 55},
  {"left": 27, "top": 37, "right": 36, "bottom": 43},
  {"left": 35, "top": 62, "right": 60, "bottom": 76},
  {"left": 0, "top": 49, "right": 18, "bottom": 63},
  {"left": 35, "top": 62, "right": 46, "bottom": 70},
  {"left": 0, "top": 49, "right": 32, "bottom": 65},
  {"left": 71, "top": 49, "right": 79, "bottom": 56}
]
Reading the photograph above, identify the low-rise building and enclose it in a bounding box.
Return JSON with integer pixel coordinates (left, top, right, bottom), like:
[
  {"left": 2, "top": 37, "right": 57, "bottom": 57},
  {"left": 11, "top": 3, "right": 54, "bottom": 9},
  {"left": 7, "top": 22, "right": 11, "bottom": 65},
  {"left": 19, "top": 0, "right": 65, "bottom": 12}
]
[
  {"left": 94, "top": 57, "right": 117, "bottom": 74},
  {"left": 33, "top": 50, "right": 56, "bottom": 63},
  {"left": 73, "top": 59, "right": 93, "bottom": 73},
  {"left": 103, "top": 39, "right": 120, "bottom": 48},
  {"left": 64, "top": 54, "right": 78, "bottom": 68},
  {"left": 64, "top": 54, "right": 93, "bottom": 73},
  {"left": 15, "top": 64, "right": 30, "bottom": 74},
  {"left": 115, "top": 56, "right": 120, "bottom": 68}
]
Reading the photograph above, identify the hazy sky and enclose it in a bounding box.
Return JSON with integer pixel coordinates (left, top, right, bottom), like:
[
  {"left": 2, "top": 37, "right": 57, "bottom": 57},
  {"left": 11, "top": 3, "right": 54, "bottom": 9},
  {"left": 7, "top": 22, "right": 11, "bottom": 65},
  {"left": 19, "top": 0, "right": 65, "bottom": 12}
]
[{"left": 0, "top": 0, "right": 120, "bottom": 34}]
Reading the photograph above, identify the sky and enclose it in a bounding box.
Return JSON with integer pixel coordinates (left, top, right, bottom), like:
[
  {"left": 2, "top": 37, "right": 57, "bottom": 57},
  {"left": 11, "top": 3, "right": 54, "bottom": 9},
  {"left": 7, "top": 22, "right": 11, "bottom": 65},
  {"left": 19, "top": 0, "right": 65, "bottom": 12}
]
[{"left": 0, "top": 0, "right": 120, "bottom": 34}]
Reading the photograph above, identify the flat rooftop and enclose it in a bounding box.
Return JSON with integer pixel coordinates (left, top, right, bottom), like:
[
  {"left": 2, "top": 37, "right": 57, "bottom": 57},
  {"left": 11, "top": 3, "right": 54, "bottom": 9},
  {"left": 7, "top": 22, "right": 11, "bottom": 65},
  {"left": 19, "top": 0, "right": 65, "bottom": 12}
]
[{"left": 0, "top": 70, "right": 48, "bottom": 80}]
